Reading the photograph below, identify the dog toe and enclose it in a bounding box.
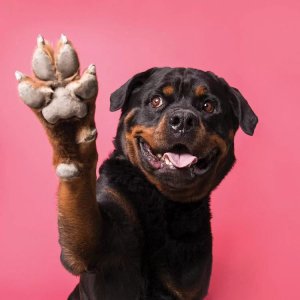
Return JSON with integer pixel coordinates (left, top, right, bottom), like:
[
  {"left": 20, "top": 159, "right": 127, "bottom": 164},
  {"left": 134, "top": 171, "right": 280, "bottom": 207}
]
[
  {"left": 32, "top": 35, "right": 56, "bottom": 81},
  {"left": 55, "top": 34, "right": 80, "bottom": 80},
  {"left": 16, "top": 71, "right": 53, "bottom": 109}
]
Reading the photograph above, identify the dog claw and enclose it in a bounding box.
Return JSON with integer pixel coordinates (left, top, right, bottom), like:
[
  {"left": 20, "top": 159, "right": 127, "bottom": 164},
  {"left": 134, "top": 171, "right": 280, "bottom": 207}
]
[
  {"left": 37, "top": 34, "right": 45, "bottom": 46},
  {"left": 15, "top": 71, "right": 25, "bottom": 82},
  {"left": 88, "top": 64, "right": 96, "bottom": 75},
  {"left": 60, "top": 33, "right": 68, "bottom": 44}
]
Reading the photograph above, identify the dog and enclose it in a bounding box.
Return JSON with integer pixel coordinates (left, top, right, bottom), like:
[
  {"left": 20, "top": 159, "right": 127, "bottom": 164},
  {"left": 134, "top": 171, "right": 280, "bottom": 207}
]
[{"left": 16, "top": 35, "right": 258, "bottom": 300}]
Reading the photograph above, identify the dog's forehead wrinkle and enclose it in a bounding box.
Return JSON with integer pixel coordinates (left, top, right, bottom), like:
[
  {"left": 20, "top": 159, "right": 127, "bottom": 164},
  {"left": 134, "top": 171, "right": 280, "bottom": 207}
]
[
  {"left": 162, "top": 69, "right": 211, "bottom": 97},
  {"left": 145, "top": 68, "right": 202, "bottom": 90}
]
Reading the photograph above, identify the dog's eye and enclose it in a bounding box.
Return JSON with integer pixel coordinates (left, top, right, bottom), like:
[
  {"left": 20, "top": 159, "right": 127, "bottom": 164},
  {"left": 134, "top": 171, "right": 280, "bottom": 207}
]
[
  {"left": 150, "top": 97, "right": 164, "bottom": 108},
  {"left": 202, "top": 100, "right": 215, "bottom": 113}
]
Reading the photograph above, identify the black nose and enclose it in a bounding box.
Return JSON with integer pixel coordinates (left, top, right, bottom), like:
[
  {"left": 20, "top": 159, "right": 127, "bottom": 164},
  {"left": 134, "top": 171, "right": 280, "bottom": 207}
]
[{"left": 169, "top": 110, "right": 199, "bottom": 133}]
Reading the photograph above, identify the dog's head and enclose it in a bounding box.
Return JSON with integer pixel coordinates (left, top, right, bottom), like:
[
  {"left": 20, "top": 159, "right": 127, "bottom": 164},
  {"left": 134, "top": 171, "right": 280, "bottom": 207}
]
[{"left": 110, "top": 68, "right": 258, "bottom": 202}]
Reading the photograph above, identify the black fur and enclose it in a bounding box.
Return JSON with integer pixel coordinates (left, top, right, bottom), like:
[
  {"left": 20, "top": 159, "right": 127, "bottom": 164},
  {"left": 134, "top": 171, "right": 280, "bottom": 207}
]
[{"left": 68, "top": 67, "right": 258, "bottom": 299}]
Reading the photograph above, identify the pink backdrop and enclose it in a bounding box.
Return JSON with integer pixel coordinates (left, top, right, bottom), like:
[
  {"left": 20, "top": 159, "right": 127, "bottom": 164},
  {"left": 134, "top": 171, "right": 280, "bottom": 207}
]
[{"left": 1, "top": 0, "right": 299, "bottom": 299}]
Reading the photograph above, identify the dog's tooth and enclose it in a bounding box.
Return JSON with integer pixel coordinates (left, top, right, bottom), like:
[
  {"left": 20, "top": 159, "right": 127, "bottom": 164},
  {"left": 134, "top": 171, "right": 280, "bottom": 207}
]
[
  {"left": 157, "top": 154, "right": 162, "bottom": 159},
  {"left": 165, "top": 157, "right": 173, "bottom": 166}
]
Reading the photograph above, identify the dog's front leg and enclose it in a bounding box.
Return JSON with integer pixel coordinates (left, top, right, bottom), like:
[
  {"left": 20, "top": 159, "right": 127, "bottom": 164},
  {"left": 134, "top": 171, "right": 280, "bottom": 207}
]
[{"left": 16, "top": 35, "right": 102, "bottom": 275}]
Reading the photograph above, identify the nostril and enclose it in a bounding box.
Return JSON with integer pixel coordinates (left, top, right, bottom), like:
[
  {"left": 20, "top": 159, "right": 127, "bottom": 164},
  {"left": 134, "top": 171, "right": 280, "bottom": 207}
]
[
  {"left": 170, "top": 116, "right": 181, "bottom": 127},
  {"left": 186, "top": 117, "right": 194, "bottom": 128},
  {"left": 185, "top": 112, "right": 199, "bottom": 131},
  {"left": 169, "top": 110, "right": 198, "bottom": 133}
]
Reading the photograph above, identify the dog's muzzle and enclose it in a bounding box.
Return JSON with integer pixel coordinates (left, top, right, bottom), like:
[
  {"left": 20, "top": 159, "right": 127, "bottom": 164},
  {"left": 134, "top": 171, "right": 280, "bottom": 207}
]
[{"left": 168, "top": 109, "right": 199, "bottom": 134}]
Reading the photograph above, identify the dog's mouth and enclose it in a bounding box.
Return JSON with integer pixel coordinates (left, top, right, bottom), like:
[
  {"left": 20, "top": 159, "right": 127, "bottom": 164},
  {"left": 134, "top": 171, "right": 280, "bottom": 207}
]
[{"left": 139, "top": 138, "right": 219, "bottom": 176}]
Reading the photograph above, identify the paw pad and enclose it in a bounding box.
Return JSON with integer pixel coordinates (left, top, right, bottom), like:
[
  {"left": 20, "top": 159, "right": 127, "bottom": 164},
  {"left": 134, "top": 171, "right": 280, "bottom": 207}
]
[
  {"left": 16, "top": 35, "right": 98, "bottom": 124},
  {"left": 56, "top": 163, "right": 79, "bottom": 179},
  {"left": 42, "top": 87, "right": 87, "bottom": 124}
]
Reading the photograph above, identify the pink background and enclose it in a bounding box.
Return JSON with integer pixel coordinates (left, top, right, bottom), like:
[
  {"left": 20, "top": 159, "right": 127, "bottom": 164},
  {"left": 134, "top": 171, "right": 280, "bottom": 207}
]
[{"left": 1, "top": 0, "right": 299, "bottom": 299}]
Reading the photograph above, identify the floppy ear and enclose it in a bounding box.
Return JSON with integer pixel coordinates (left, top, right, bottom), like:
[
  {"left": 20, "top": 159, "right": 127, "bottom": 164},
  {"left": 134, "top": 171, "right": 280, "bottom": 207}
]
[
  {"left": 230, "top": 87, "right": 258, "bottom": 136},
  {"left": 207, "top": 71, "right": 258, "bottom": 136},
  {"left": 110, "top": 68, "right": 158, "bottom": 112}
]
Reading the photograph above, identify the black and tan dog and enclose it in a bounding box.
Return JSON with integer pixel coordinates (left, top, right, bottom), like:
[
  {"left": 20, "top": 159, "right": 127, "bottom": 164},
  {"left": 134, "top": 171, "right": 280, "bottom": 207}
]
[{"left": 16, "top": 35, "right": 258, "bottom": 300}]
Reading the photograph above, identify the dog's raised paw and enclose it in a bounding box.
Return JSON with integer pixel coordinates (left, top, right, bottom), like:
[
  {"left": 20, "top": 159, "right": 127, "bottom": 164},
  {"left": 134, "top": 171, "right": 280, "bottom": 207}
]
[{"left": 16, "top": 34, "right": 98, "bottom": 124}]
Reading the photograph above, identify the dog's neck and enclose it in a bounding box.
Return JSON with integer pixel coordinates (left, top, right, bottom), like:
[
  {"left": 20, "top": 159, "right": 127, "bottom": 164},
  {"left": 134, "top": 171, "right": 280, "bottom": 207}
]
[{"left": 99, "top": 152, "right": 212, "bottom": 225}]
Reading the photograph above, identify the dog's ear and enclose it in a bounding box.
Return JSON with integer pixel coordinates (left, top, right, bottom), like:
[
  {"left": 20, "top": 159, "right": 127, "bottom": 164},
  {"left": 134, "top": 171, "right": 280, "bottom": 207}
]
[
  {"left": 110, "top": 68, "right": 158, "bottom": 112},
  {"left": 229, "top": 87, "right": 258, "bottom": 136},
  {"left": 206, "top": 71, "right": 258, "bottom": 136}
]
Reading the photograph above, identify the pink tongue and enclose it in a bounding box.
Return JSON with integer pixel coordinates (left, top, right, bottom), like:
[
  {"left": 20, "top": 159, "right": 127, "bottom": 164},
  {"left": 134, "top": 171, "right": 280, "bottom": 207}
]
[{"left": 162, "top": 152, "right": 198, "bottom": 168}]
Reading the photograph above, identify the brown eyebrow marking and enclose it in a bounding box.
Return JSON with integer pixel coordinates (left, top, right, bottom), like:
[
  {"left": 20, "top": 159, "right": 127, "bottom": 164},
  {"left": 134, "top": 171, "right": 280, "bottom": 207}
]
[
  {"left": 162, "top": 85, "right": 174, "bottom": 96},
  {"left": 194, "top": 85, "right": 207, "bottom": 97}
]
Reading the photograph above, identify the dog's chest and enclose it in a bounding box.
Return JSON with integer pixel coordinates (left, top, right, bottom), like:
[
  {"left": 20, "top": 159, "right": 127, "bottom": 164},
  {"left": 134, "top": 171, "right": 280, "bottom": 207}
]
[
  {"left": 125, "top": 187, "right": 211, "bottom": 268},
  {"left": 98, "top": 158, "right": 213, "bottom": 298},
  {"left": 130, "top": 195, "right": 212, "bottom": 299},
  {"left": 100, "top": 158, "right": 212, "bottom": 266}
]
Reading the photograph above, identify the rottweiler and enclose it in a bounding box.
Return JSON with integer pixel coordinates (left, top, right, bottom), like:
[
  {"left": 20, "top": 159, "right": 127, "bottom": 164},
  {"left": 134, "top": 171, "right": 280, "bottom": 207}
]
[{"left": 16, "top": 35, "right": 258, "bottom": 300}]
